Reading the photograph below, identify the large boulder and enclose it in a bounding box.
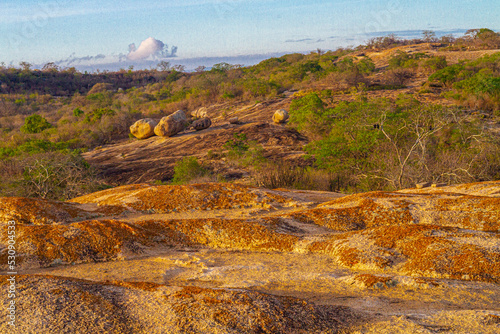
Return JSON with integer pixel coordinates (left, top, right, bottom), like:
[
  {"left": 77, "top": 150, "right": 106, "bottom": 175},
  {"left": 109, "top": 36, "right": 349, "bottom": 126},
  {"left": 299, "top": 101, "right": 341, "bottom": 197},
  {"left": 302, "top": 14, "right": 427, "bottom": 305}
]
[
  {"left": 192, "top": 117, "right": 212, "bottom": 131},
  {"left": 154, "top": 110, "right": 188, "bottom": 137},
  {"left": 129, "top": 118, "right": 157, "bottom": 139},
  {"left": 191, "top": 107, "right": 208, "bottom": 119},
  {"left": 273, "top": 109, "right": 289, "bottom": 124}
]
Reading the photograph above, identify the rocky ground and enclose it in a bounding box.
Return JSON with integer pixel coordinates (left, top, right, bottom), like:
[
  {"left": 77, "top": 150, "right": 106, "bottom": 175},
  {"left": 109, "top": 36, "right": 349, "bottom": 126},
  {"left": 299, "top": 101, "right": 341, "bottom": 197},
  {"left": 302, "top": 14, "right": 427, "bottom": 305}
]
[
  {"left": 84, "top": 120, "right": 308, "bottom": 184},
  {"left": 1, "top": 181, "right": 499, "bottom": 333}
]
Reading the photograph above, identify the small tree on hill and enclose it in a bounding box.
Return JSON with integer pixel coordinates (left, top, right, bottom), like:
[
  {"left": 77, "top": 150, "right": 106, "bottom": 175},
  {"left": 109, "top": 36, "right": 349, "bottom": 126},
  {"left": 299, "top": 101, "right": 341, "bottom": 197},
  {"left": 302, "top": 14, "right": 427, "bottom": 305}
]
[
  {"left": 20, "top": 114, "right": 52, "bottom": 134},
  {"left": 422, "top": 30, "right": 437, "bottom": 42}
]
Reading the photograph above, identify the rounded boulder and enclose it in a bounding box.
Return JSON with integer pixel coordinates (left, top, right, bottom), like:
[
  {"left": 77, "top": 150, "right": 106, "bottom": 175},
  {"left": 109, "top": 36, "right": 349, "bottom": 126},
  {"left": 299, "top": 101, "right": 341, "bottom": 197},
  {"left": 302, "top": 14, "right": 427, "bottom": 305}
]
[
  {"left": 192, "top": 117, "right": 212, "bottom": 131},
  {"left": 130, "top": 118, "right": 158, "bottom": 139},
  {"left": 273, "top": 109, "right": 289, "bottom": 124},
  {"left": 154, "top": 110, "right": 188, "bottom": 137},
  {"left": 191, "top": 107, "right": 208, "bottom": 119}
]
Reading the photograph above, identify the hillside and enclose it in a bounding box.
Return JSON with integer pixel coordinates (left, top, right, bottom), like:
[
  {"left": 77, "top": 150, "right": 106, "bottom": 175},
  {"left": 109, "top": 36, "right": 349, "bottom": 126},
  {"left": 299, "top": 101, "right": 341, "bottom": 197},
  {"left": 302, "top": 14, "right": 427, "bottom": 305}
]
[
  {"left": 80, "top": 43, "right": 500, "bottom": 189},
  {"left": 1, "top": 180, "right": 500, "bottom": 332},
  {"left": 1, "top": 37, "right": 500, "bottom": 196}
]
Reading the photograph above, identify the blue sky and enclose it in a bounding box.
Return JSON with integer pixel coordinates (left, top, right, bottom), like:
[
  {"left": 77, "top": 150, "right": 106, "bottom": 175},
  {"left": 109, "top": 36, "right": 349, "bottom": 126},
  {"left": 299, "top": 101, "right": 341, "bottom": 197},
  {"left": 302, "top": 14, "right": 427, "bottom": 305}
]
[{"left": 0, "top": 0, "right": 498, "bottom": 70}]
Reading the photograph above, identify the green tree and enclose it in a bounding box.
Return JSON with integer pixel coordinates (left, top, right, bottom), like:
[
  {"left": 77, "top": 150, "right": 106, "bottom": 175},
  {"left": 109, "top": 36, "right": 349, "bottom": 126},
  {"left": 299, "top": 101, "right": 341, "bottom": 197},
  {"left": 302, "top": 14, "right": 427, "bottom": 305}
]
[
  {"left": 422, "top": 30, "right": 437, "bottom": 42},
  {"left": 288, "top": 93, "right": 326, "bottom": 135},
  {"left": 20, "top": 114, "right": 52, "bottom": 134}
]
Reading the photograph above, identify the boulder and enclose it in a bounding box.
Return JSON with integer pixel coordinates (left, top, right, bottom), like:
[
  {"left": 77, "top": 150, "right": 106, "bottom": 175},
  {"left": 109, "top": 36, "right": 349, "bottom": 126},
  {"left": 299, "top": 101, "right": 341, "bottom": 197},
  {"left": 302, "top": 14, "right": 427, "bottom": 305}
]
[
  {"left": 228, "top": 117, "right": 240, "bottom": 124},
  {"left": 192, "top": 117, "right": 212, "bottom": 131},
  {"left": 154, "top": 110, "right": 188, "bottom": 137},
  {"left": 416, "top": 182, "right": 431, "bottom": 189},
  {"left": 191, "top": 107, "right": 208, "bottom": 119},
  {"left": 273, "top": 109, "right": 289, "bottom": 124},
  {"left": 129, "top": 118, "right": 158, "bottom": 139}
]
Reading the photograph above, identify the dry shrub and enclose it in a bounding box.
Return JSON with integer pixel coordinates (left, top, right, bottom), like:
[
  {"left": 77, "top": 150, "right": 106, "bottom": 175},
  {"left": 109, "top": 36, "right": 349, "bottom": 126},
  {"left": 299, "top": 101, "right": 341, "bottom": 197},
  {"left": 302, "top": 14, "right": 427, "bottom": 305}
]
[
  {"left": 7, "top": 152, "right": 107, "bottom": 200},
  {"left": 326, "top": 71, "right": 367, "bottom": 91},
  {"left": 384, "top": 68, "right": 415, "bottom": 86},
  {"left": 87, "top": 83, "right": 114, "bottom": 95},
  {"left": 255, "top": 162, "right": 341, "bottom": 191}
]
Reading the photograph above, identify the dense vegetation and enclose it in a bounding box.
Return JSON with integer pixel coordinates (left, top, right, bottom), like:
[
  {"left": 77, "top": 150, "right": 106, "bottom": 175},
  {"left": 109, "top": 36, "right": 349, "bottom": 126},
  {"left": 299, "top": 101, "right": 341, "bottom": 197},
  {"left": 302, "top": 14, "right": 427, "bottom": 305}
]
[
  {"left": 1, "top": 30, "right": 499, "bottom": 199},
  {"left": 289, "top": 93, "right": 499, "bottom": 191}
]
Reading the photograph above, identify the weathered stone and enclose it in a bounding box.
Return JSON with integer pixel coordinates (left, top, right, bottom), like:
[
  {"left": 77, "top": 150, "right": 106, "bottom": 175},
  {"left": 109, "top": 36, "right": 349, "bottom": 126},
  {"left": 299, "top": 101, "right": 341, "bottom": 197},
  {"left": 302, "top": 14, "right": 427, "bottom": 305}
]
[
  {"left": 154, "top": 110, "right": 188, "bottom": 137},
  {"left": 273, "top": 109, "right": 289, "bottom": 124},
  {"left": 191, "top": 107, "right": 208, "bottom": 119},
  {"left": 129, "top": 118, "right": 157, "bottom": 139},
  {"left": 228, "top": 117, "right": 240, "bottom": 124},
  {"left": 192, "top": 117, "right": 212, "bottom": 131}
]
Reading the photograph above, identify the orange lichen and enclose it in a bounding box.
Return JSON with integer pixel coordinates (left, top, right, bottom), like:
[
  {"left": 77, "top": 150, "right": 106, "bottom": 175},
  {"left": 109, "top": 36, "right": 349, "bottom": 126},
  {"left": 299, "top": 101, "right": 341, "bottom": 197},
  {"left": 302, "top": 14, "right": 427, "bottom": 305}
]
[
  {"left": 70, "top": 183, "right": 293, "bottom": 213},
  {"left": 136, "top": 218, "right": 300, "bottom": 252},
  {"left": 353, "top": 274, "right": 394, "bottom": 288},
  {"left": 0, "top": 197, "right": 105, "bottom": 225},
  {"left": 0, "top": 219, "right": 190, "bottom": 268}
]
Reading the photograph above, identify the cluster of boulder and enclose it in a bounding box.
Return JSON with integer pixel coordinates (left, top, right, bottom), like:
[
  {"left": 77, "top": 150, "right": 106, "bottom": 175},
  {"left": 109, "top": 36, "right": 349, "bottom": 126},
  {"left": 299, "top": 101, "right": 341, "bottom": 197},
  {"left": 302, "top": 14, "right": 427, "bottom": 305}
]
[
  {"left": 130, "top": 107, "right": 290, "bottom": 139},
  {"left": 130, "top": 109, "right": 212, "bottom": 139}
]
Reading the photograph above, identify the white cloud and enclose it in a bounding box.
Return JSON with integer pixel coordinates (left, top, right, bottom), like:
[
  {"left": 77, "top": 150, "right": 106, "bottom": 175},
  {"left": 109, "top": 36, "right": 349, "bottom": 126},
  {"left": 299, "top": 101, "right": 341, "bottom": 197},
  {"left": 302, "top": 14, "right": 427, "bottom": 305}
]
[
  {"left": 127, "top": 37, "right": 168, "bottom": 61},
  {"left": 46, "top": 37, "right": 177, "bottom": 70}
]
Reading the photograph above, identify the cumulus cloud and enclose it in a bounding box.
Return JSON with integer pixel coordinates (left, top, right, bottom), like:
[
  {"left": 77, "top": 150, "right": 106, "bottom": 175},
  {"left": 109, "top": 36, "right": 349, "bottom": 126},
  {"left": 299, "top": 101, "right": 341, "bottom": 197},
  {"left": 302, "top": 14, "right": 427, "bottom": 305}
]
[
  {"left": 127, "top": 37, "right": 176, "bottom": 60},
  {"left": 47, "top": 37, "right": 178, "bottom": 70}
]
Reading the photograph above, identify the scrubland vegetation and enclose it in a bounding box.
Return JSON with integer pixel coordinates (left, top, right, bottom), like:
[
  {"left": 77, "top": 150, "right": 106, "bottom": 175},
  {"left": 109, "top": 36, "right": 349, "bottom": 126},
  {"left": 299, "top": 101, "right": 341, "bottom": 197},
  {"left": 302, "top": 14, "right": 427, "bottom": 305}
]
[{"left": 0, "top": 29, "right": 499, "bottom": 198}]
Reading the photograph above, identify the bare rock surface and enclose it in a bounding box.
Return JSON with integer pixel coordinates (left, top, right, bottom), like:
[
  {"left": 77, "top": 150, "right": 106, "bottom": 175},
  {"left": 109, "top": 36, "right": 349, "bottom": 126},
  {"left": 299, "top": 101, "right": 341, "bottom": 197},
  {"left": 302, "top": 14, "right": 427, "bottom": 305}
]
[
  {"left": 1, "top": 181, "right": 500, "bottom": 333},
  {"left": 0, "top": 275, "right": 356, "bottom": 334},
  {"left": 84, "top": 122, "right": 308, "bottom": 184}
]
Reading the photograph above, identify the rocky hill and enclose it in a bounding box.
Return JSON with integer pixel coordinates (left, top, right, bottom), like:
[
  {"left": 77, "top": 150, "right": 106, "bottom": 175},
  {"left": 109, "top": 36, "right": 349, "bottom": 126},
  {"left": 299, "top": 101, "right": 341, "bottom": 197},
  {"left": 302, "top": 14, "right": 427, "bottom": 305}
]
[
  {"left": 80, "top": 44, "right": 500, "bottom": 187},
  {"left": 1, "top": 180, "right": 499, "bottom": 333}
]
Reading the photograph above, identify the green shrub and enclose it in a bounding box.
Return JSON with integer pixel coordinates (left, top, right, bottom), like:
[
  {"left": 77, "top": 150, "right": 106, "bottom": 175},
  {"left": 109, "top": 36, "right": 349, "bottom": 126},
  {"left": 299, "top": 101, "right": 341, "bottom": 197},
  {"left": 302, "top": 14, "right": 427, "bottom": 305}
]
[
  {"left": 429, "top": 53, "right": 500, "bottom": 111},
  {"left": 429, "top": 63, "right": 469, "bottom": 86},
  {"left": 14, "top": 97, "right": 26, "bottom": 105},
  {"left": 389, "top": 51, "right": 429, "bottom": 69},
  {"left": 423, "top": 56, "right": 448, "bottom": 71},
  {"left": 84, "top": 108, "right": 116, "bottom": 123},
  {"left": 172, "top": 156, "right": 208, "bottom": 184},
  {"left": 356, "top": 57, "right": 376, "bottom": 74},
  {"left": 20, "top": 114, "right": 52, "bottom": 134},
  {"left": 73, "top": 107, "right": 84, "bottom": 117},
  {"left": 0, "top": 139, "right": 74, "bottom": 159},
  {"left": 223, "top": 133, "right": 266, "bottom": 166},
  {"left": 287, "top": 93, "right": 498, "bottom": 190},
  {"left": 223, "top": 133, "right": 250, "bottom": 157}
]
